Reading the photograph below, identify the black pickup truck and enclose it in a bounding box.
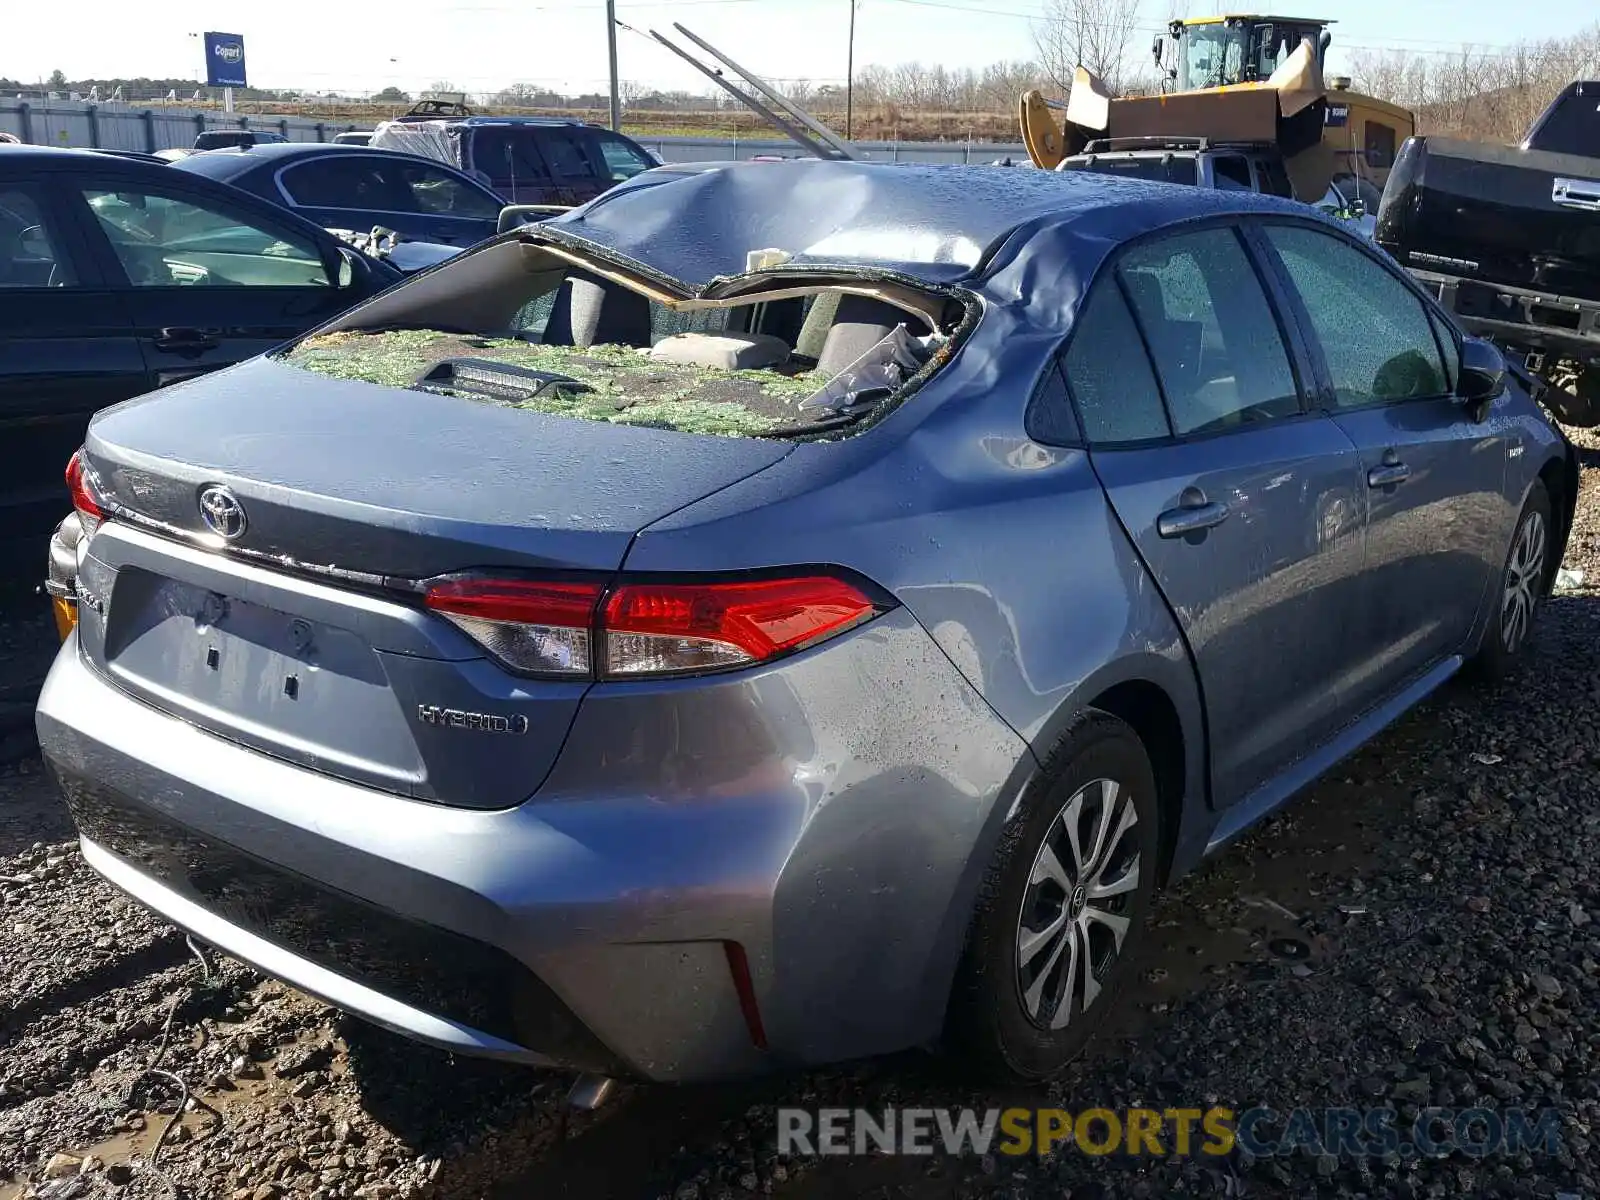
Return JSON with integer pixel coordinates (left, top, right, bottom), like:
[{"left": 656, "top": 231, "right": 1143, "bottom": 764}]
[{"left": 1376, "top": 80, "right": 1600, "bottom": 423}]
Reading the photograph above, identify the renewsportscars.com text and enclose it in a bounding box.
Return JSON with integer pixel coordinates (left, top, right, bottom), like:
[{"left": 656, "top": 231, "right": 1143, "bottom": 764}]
[{"left": 777, "top": 1106, "right": 1564, "bottom": 1160}]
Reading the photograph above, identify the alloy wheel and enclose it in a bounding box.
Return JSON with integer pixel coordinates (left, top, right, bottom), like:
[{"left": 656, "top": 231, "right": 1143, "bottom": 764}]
[
  {"left": 1014, "top": 777, "right": 1141, "bottom": 1031},
  {"left": 1501, "top": 508, "right": 1548, "bottom": 654}
]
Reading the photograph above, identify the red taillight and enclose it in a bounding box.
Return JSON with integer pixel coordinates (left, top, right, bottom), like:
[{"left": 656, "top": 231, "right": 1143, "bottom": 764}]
[
  {"left": 421, "top": 573, "right": 883, "bottom": 679},
  {"left": 65, "top": 450, "right": 105, "bottom": 533},
  {"left": 424, "top": 578, "right": 603, "bottom": 676},
  {"left": 602, "top": 576, "right": 880, "bottom": 677}
]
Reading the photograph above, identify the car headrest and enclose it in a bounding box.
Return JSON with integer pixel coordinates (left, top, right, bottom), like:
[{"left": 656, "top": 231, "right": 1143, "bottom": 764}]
[
  {"left": 1122, "top": 270, "right": 1168, "bottom": 322},
  {"left": 815, "top": 295, "right": 928, "bottom": 377},
  {"left": 544, "top": 271, "right": 652, "bottom": 348}
]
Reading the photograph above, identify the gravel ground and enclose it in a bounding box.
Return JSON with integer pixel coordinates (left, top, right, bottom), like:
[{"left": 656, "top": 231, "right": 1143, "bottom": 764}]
[{"left": 2, "top": 431, "right": 1597, "bottom": 1200}]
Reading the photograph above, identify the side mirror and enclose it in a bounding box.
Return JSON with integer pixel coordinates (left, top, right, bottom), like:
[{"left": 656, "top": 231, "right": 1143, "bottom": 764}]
[
  {"left": 335, "top": 246, "right": 368, "bottom": 288},
  {"left": 1152, "top": 35, "right": 1163, "bottom": 66},
  {"left": 1457, "top": 337, "right": 1506, "bottom": 418}
]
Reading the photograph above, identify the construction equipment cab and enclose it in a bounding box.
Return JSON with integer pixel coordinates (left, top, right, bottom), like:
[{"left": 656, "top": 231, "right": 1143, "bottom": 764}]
[
  {"left": 1151, "top": 14, "right": 1414, "bottom": 190},
  {"left": 1157, "top": 14, "right": 1333, "bottom": 92}
]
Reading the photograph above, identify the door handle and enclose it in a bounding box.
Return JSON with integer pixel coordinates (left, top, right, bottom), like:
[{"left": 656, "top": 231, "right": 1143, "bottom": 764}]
[
  {"left": 153, "top": 327, "right": 220, "bottom": 354},
  {"left": 1157, "top": 494, "right": 1231, "bottom": 539},
  {"left": 1367, "top": 462, "right": 1411, "bottom": 488},
  {"left": 1553, "top": 177, "right": 1600, "bottom": 212}
]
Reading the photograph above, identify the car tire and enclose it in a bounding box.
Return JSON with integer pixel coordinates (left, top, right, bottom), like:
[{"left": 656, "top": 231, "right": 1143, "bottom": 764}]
[
  {"left": 947, "top": 709, "right": 1159, "bottom": 1083},
  {"left": 1472, "top": 480, "right": 1553, "bottom": 681}
]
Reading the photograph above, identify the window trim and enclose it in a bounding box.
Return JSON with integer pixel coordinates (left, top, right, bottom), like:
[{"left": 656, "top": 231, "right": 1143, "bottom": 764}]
[
  {"left": 74, "top": 175, "right": 336, "bottom": 292},
  {"left": 537, "top": 129, "right": 608, "bottom": 182},
  {"left": 1209, "top": 154, "right": 1255, "bottom": 191},
  {"left": 0, "top": 178, "right": 103, "bottom": 290},
  {"left": 1248, "top": 215, "right": 1460, "bottom": 414},
  {"left": 592, "top": 131, "right": 655, "bottom": 178},
  {"left": 1056, "top": 216, "right": 1320, "bottom": 449},
  {"left": 464, "top": 130, "right": 556, "bottom": 184},
  {"left": 1023, "top": 357, "right": 1085, "bottom": 448},
  {"left": 273, "top": 154, "right": 502, "bottom": 221},
  {"left": 1110, "top": 269, "right": 1178, "bottom": 439}
]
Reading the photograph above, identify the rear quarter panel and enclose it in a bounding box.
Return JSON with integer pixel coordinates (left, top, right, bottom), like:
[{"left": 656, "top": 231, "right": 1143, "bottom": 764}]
[
  {"left": 623, "top": 296, "right": 1207, "bottom": 1030},
  {"left": 1458, "top": 381, "right": 1574, "bottom": 653}
]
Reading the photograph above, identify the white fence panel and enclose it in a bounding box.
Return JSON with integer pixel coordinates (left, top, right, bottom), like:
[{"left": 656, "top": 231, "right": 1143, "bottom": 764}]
[{"left": 2, "top": 101, "right": 1029, "bottom": 165}]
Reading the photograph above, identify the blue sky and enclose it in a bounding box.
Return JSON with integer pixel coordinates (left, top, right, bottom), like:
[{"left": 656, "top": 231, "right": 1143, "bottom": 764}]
[{"left": 5, "top": 0, "right": 1594, "bottom": 96}]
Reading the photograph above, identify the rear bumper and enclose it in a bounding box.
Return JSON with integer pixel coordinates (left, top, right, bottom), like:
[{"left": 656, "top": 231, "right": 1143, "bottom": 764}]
[
  {"left": 37, "top": 609, "right": 1030, "bottom": 1081},
  {"left": 1413, "top": 269, "right": 1600, "bottom": 360},
  {"left": 78, "top": 834, "right": 564, "bottom": 1065}
]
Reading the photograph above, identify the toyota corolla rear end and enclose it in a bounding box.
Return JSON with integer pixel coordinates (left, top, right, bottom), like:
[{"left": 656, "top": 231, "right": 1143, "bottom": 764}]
[{"left": 35, "top": 222, "right": 1033, "bottom": 1081}]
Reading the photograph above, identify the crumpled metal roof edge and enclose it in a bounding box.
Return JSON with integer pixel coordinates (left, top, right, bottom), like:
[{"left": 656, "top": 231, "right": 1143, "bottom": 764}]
[
  {"left": 523, "top": 221, "right": 970, "bottom": 309},
  {"left": 533, "top": 158, "right": 1313, "bottom": 292}
]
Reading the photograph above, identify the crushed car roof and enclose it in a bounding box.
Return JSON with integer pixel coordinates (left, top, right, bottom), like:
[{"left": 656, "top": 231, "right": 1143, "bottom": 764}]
[{"left": 537, "top": 158, "right": 1317, "bottom": 289}]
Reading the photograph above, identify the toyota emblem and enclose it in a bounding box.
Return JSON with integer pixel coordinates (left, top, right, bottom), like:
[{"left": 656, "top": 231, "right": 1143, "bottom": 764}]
[{"left": 198, "top": 485, "right": 247, "bottom": 540}]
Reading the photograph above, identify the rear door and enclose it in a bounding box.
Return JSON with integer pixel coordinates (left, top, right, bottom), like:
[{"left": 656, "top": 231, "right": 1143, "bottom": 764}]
[
  {"left": 1075, "top": 224, "right": 1368, "bottom": 806},
  {"left": 386, "top": 158, "right": 502, "bottom": 245},
  {"left": 1256, "top": 220, "right": 1509, "bottom": 704},
  {"left": 276, "top": 153, "right": 500, "bottom": 246},
  {"left": 73, "top": 176, "right": 352, "bottom": 389},
  {"left": 467, "top": 126, "right": 560, "bottom": 205},
  {"left": 527, "top": 128, "right": 613, "bottom": 205},
  {"left": 0, "top": 176, "right": 145, "bottom": 554}
]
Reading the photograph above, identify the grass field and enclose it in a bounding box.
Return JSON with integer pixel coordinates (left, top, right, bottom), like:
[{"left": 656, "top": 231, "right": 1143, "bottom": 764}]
[{"left": 197, "top": 97, "right": 1025, "bottom": 144}]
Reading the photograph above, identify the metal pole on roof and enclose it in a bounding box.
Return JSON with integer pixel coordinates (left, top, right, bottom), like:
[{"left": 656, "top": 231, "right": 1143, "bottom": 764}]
[
  {"left": 845, "top": 0, "right": 856, "bottom": 140},
  {"left": 606, "top": 0, "right": 621, "bottom": 131}
]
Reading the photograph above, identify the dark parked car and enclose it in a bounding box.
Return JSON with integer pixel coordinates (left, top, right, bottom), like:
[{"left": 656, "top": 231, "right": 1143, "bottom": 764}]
[
  {"left": 39, "top": 160, "right": 1581, "bottom": 1085},
  {"left": 0, "top": 146, "right": 403, "bottom": 562},
  {"left": 193, "top": 129, "right": 289, "bottom": 152},
  {"left": 370, "top": 114, "right": 658, "bottom": 206},
  {"left": 171, "top": 142, "right": 506, "bottom": 248}
]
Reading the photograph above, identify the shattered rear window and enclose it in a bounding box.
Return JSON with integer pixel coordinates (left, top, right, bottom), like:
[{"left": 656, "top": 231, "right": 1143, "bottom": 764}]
[
  {"left": 282, "top": 264, "right": 957, "bottom": 438},
  {"left": 286, "top": 329, "right": 824, "bottom": 437}
]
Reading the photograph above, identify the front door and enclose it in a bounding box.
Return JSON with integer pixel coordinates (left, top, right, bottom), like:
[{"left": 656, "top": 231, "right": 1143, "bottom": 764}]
[
  {"left": 72, "top": 178, "right": 351, "bottom": 390},
  {"left": 1257, "top": 221, "right": 1509, "bottom": 707},
  {"left": 0, "top": 179, "right": 146, "bottom": 556},
  {"left": 1075, "top": 225, "right": 1368, "bottom": 806}
]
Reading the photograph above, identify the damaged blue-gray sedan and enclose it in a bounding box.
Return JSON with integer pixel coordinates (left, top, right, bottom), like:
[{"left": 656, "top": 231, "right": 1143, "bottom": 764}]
[{"left": 38, "top": 159, "right": 1578, "bottom": 1085}]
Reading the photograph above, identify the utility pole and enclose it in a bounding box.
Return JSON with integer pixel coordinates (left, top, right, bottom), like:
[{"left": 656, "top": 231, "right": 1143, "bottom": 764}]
[
  {"left": 606, "top": 0, "right": 621, "bottom": 131},
  {"left": 845, "top": 0, "right": 857, "bottom": 140}
]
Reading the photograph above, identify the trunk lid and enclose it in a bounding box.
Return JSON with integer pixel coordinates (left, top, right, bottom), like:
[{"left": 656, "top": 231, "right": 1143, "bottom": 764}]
[
  {"left": 84, "top": 356, "right": 793, "bottom": 577},
  {"left": 76, "top": 356, "right": 792, "bottom": 809}
]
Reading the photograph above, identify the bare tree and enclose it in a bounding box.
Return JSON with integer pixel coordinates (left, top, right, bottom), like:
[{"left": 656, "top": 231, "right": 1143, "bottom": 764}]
[
  {"left": 1033, "top": 0, "right": 1146, "bottom": 96},
  {"left": 977, "top": 60, "right": 1046, "bottom": 111},
  {"left": 1348, "top": 20, "right": 1600, "bottom": 144}
]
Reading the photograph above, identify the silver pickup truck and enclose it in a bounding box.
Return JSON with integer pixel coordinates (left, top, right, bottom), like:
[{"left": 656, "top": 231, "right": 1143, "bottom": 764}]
[{"left": 1057, "top": 136, "right": 1379, "bottom": 238}]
